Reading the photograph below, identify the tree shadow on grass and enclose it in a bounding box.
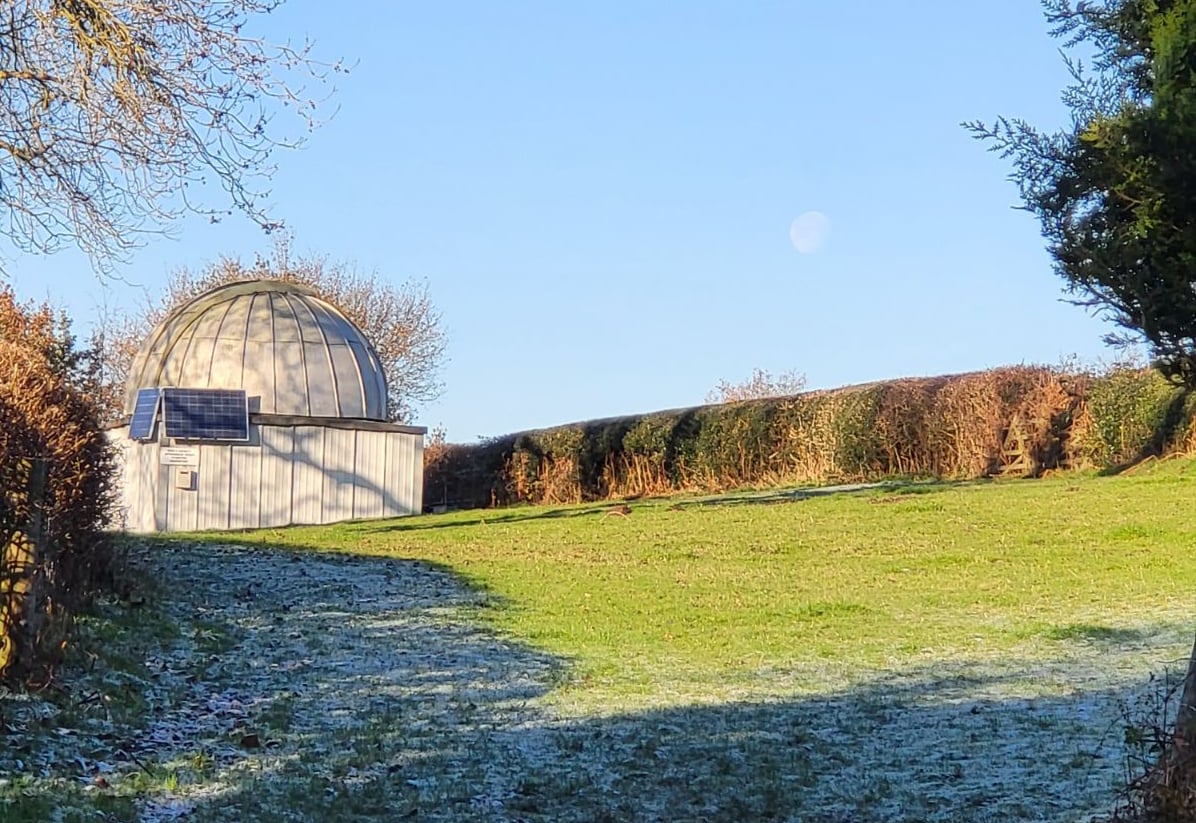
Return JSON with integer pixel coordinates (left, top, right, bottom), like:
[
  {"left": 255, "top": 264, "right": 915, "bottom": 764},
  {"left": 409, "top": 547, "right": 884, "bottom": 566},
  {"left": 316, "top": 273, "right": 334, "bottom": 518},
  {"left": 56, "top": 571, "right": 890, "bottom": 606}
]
[
  {"left": 301, "top": 479, "right": 975, "bottom": 534},
  {"left": 659, "top": 478, "right": 990, "bottom": 512},
  {"left": 1041, "top": 623, "right": 1161, "bottom": 645},
  {"left": 162, "top": 646, "right": 1163, "bottom": 823},
  {"left": 9, "top": 540, "right": 1179, "bottom": 823}
]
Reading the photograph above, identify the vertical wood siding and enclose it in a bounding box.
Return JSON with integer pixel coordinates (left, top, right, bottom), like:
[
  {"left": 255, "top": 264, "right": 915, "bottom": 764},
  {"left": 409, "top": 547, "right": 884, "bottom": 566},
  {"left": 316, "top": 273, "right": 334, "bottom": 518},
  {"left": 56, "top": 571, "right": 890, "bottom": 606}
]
[
  {"left": 165, "top": 459, "right": 198, "bottom": 532},
  {"left": 259, "top": 426, "right": 294, "bottom": 528},
  {"left": 291, "top": 426, "right": 326, "bottom": 525},
  {"left": 321, "top": 428, "right": 356, "bottom": 522},
  {"left": 352, "top": 430, "right": 386, "bottom": 519},
  {"left": 412, "top": 438, "right": 424, "bottom": 514},
  {"left": 228, "top": 442, "right": 262, "bottom": 530},
  {"left": 196, "top": 445, "right": 232, "bottom": 531},
  {"left": 114, "top": 423, "right": 423, "bottom": 532}
]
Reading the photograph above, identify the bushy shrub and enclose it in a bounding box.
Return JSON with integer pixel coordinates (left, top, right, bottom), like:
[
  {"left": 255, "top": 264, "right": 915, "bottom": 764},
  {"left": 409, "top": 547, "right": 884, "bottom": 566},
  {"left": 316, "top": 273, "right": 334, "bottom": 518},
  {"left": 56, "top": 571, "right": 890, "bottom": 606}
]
[
  {"left": 769, "top": 392, "right": 838, "bottom": 483},
  {"left": 826, "top": 386, "right": 887, "bottom": 479},
  {"left": 689, "top": 401, "right": 778, "bottom": 488},
  {"left": 873, "top": 378, "right": 946, "bottom": 476},
  {"left": 423, "top": 435, "right": 517, "bottom": 510},
  {"left": 1069, "top": 369, "right": 1187, "bottom": 468},
  {"left": 0, "top": 291, "right": 115, "bottom": 682},
  {"left": 615, "top": 415, "right": 677, "bottom": 495},
  {"left": 922, "top": 368, "right": 1078, "bottom": 479},
  {"left": 507, "top": 427, "right": 586, "bottom": 505},
  {"left": 763, "top": 387, "right": 886, "bottom": 484}
]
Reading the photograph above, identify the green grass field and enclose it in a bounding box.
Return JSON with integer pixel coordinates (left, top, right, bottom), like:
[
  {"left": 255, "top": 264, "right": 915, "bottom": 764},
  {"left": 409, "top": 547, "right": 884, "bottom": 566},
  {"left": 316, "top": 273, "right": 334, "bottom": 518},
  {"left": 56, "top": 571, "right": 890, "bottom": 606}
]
[
  {"left": 222, "top": 462, "right": 1196, "bottom": 710},
  {"left": 7, "top": 461, "right": 1196, "bottom": 821}
]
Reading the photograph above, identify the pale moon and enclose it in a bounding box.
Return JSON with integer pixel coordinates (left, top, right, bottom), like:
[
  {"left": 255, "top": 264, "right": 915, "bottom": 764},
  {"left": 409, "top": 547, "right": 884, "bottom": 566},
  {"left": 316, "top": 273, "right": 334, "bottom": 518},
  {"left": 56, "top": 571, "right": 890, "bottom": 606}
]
[{"left": 789, "top": 211, "right": 831, "bottom": 254}]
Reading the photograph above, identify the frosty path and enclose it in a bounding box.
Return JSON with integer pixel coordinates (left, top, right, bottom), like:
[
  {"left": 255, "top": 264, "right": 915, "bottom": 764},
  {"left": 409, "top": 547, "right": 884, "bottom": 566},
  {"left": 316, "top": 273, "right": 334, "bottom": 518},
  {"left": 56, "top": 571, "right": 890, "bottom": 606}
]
[{"left": 132, "top": 542, "right": 560, "bottom": 821}]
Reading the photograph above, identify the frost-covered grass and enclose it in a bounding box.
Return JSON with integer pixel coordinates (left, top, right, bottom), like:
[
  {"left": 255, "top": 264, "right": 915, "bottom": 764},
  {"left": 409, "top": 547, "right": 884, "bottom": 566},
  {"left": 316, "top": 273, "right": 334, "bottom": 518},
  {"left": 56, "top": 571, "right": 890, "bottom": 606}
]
[
  {"left": 0, "top": 562, "right": 226, "bottom": 822},
  {"left": 4, "top": 461, "right": 1196, "bottom": 821}
]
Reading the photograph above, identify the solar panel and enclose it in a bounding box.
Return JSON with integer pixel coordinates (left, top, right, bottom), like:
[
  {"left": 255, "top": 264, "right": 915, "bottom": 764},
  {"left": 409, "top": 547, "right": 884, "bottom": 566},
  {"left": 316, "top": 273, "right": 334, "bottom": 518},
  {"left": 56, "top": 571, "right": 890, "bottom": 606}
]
[
  {"left": 128, "top": 388, "right": 161, "bottom": 441},
  {"left": 161, "top": 388, "right": 250, "bottom": 441}
]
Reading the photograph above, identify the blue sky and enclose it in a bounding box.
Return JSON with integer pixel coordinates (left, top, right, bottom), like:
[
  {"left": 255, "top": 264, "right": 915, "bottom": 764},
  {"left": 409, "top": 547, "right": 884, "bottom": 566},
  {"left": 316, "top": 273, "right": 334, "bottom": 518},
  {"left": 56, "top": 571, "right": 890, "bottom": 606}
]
[{"left": 5, "top": 2, "right": 1125, "bottom": 439}]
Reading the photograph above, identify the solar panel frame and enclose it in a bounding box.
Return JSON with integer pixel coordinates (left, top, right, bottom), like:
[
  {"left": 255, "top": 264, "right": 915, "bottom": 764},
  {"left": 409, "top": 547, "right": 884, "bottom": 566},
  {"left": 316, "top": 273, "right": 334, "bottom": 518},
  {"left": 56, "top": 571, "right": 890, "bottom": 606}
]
[
  {"left": 161, "top": 388, "right": 250, "bottom": 442},
  {"left": 128, "top": 388, "right": 161, "bottom": 441}
]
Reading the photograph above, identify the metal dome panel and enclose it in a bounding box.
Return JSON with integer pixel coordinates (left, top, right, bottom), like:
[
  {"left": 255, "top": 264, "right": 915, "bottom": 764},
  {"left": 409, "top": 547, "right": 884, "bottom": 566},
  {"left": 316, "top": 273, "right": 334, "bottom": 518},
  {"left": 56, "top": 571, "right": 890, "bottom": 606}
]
[{"left": 125, "top": 280, "right": 388, "bottom": 420}]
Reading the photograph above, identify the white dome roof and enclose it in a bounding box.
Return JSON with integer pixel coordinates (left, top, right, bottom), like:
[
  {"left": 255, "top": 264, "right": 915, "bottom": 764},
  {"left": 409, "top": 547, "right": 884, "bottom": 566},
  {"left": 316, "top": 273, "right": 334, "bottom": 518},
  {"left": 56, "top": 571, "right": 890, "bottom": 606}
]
[{"left": 125, "top": 280, "right": 387, "bottom": 420}]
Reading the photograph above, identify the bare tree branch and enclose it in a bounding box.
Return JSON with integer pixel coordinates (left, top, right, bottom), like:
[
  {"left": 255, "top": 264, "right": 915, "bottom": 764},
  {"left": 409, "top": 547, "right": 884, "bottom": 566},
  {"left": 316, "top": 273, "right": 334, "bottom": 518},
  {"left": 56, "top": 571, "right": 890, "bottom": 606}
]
[
  {"left": 706, "top": 368, "right": 807, "bottom": 404},
  {"left": 0, "top": 0, "right": 341, "bottom": 274}
]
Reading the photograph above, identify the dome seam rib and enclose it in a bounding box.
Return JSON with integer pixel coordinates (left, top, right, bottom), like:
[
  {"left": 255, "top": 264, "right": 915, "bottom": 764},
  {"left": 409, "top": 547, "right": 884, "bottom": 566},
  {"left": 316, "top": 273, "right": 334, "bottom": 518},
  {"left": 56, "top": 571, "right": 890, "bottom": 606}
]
[
  {"left": 235, "top": 292, "right": 254, "bottom": 394},
  {"left": 267, "top": 292, "right": 278, "bottom": 417},
  {"left": 279, "top": 292, "right": 313, "bottom": 417},
  {"left": 309, "top": 299, "right": 363, "bottom": 418},
  {"left": 305, "top": 297, "right": 344, "bottom": 417},
  {"left": 201, "top": 297, "right": 239, "bottom": 389}
]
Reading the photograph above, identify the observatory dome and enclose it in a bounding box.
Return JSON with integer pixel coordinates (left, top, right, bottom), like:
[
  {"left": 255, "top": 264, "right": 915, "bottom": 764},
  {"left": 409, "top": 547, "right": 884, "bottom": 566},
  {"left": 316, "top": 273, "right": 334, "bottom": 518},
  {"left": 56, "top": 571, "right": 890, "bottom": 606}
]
[{"left": 125, "top": 280, "right": 387, "bottom": 420}]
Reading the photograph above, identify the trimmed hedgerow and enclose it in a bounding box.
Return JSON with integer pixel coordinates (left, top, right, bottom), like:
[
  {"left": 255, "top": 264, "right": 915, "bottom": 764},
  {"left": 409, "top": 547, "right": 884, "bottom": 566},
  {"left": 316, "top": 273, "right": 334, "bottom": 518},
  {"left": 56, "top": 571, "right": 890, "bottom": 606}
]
[{"left": 425, "top": 365, "right": 1191, "bottom": 509}]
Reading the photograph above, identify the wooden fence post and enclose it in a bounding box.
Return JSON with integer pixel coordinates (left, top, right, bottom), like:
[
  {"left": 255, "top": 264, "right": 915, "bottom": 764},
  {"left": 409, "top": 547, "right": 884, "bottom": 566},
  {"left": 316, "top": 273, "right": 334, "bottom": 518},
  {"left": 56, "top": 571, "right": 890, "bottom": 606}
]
[
  {"left": 1177, "top": 632, "right": 1196, "bottom": 741},
  {"left": 0, "top": 458, "right": 49, "bottom": 679},
  {"left": 25, "top": 458, "right": 47, "bottom": 552}
]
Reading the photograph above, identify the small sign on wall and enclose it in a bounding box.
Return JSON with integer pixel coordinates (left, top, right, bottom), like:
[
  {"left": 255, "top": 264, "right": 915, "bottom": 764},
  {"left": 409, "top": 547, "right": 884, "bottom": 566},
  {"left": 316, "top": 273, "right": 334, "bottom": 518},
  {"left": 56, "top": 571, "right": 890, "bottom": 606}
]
[{"left": 160, "top": 446, "right": 200, "bottom": 466}]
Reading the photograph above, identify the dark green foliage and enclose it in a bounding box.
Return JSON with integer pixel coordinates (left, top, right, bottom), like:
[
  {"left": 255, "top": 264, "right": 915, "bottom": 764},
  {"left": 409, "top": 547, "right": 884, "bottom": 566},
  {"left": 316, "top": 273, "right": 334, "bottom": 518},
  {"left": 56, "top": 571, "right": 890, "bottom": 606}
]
[
  {"left": 1071, "top": 368, "right": 1188, "bottom": 466},
  {"left": 423, "top": 435, "right": 517, "bottom": 509},
  {"left": 625, "top": 414, "right": 692, "bottom": 487},
  {"left": 622, "top": 415, "right": 675, "bottom": 464},
  {"left": 967, "top": 0, "right": 1196, "bottom": 387},
  {"left": 828, "top": 387, "right": 887, "bottom": 477},
  {"left": 690, "top": 401, "right": 779, "bottom": 487}
]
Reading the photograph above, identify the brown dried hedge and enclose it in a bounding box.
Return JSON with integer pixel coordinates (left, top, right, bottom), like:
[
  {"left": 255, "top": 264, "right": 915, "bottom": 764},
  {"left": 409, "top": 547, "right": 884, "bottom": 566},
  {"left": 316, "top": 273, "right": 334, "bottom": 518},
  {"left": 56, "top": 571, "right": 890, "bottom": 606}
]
[
  {"left": 0, "top": 291, "right": 115, "bottom": 683},
  {"left": 425, "top": 365, "right": 1192, "bottom": 509}
]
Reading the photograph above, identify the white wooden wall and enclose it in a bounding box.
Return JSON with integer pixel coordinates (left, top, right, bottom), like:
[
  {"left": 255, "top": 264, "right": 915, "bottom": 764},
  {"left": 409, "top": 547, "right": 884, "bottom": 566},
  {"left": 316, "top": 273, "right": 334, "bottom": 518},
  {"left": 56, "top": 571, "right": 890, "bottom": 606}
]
[{"left": 109, "top": 423, "right": 423, "bottom": 533}]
